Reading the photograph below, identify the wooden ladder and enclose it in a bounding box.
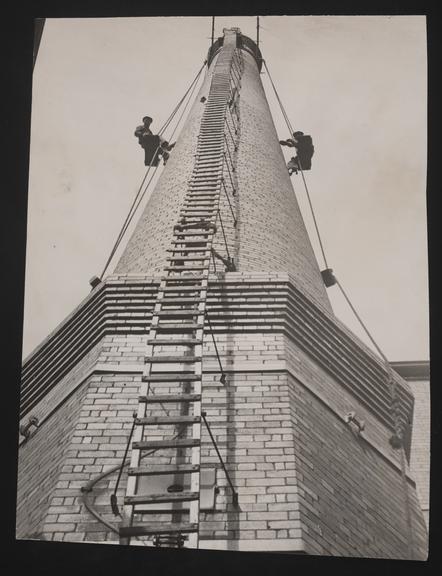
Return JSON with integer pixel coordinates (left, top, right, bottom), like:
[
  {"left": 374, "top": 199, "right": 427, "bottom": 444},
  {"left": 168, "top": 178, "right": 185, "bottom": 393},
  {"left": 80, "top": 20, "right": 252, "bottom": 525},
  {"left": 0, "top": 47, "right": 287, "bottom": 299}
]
[{"left": 119, "top": 44, "right": 242, "bottom": 548}]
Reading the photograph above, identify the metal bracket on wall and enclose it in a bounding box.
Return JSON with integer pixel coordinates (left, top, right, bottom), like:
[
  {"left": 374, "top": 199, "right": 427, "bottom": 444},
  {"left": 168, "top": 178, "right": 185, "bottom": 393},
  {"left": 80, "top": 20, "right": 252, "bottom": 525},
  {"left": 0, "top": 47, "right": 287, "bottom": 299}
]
[{"left": 344, "top": 411, "right": 365, "bottom": 435}]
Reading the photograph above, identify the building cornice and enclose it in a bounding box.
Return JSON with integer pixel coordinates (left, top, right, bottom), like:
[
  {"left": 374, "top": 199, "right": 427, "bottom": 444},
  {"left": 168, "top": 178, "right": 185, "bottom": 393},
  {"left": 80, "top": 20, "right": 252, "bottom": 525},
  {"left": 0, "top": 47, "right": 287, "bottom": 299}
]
[{"left": 21, "top": 275, "right": 414, "bottom": 442}]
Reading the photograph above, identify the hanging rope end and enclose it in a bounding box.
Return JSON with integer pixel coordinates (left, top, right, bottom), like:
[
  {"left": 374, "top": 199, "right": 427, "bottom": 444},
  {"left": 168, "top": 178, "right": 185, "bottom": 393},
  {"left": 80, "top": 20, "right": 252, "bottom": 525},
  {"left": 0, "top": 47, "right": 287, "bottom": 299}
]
[{"left": 110, "top": 494, "right": 121, "bottom": 516}]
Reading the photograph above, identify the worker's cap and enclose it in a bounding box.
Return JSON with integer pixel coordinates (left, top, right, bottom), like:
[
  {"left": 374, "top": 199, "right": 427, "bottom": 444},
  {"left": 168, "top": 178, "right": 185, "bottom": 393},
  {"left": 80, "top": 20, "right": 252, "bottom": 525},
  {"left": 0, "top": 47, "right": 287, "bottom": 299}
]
[
  {"left": 143, "top": 116, "right": 152, "bottom": 123},
  {"left": 293, "top": 131, "right": 304, "bottom": 137}
]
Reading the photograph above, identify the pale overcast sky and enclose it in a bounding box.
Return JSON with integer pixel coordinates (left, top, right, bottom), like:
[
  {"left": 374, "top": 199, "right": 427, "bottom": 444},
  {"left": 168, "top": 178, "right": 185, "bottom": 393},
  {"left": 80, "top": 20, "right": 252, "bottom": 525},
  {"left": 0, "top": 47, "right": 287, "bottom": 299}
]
[{"left": 23, "top": 15, "right": 428, "bottom": 362}]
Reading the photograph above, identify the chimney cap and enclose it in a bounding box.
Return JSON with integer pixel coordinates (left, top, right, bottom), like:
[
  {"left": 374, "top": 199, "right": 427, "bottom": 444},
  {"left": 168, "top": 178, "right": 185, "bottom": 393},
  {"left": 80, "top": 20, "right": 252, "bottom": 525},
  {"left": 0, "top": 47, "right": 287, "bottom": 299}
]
[{"left": 207, "top": 30, "right": 263, "bottom": 71}]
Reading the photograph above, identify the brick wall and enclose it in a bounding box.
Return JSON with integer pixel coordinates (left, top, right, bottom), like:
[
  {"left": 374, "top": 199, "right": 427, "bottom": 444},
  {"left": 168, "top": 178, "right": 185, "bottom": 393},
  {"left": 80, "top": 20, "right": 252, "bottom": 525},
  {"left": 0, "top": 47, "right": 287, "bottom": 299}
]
[
  {"left": 16, "top": 383, "right": 87, "bottom": 539},
  {"left": 287, "top": 373, "right": 428, "bottom": 558},
  {"left": 40, "top": 370, "right": 142, "bottom": 543},
  {"left": 408, "top": 380, "right": 430, "bottom": 527},
  {"left": 17, "top": 309, "right": 427, "bottom": 556}
]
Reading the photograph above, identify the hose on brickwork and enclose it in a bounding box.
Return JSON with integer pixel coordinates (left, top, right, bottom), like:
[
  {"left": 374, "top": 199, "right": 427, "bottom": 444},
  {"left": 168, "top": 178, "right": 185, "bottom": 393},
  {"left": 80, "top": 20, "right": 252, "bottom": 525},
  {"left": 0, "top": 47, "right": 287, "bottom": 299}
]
[
  {"left": 80, "top": 429, "right": 186, "bottom": 542},
  {"left": 263, "top": 56, "right": 415, "bottom": 559},
  {"left": 99, "top": 60, "right": 207, "bottom": 279}
]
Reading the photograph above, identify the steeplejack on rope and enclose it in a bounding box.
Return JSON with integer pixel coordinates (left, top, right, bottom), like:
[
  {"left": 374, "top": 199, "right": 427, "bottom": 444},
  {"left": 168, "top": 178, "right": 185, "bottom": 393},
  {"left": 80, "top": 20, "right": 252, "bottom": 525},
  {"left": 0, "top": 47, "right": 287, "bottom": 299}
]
[
  {"left": 97, "top": 59, "right": 207, "bottom": 282},
  {"left": 262, "top": 54, "right": 416, "bottom": 559}
]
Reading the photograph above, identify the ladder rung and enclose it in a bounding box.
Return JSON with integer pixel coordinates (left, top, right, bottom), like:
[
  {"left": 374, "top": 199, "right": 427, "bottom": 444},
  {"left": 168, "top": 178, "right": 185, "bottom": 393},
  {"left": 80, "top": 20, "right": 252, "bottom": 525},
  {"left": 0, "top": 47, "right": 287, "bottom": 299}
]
[
  {"left": 135, "top": 415, "right": 201, "bottom": 426},
  {"left": 197, "top": 144, "right": 223, "bottom": 149},
  {"left": 189, "top": 170, "right": 221, "bottom": 182},
  {"left": 120, "top": 522, "right": 199, "bottom": 538},
  {"left": 154, "top": 323, "right": 204, "bottom": 330},
  {"left": 166, "top": 256, "right": 208, "bottom": 261},
  {"left": 171, "top": 232, "right": 214, "bottom": 238},
  {"left": 184, "top": 196, "right": 218, "bottom": 200},
  {"left": 190, "top": 172, "right": 222, "bottom": 178},
  {"left": 171, "top": 239, "right": 211, "bottom": 244},
  {"left": 194, "top": 157, "right": 223, "bottom": 163},
  {"left": 160, "top": 285, "right": 205, "bottom": 292},
  {"left": 164, "top": 266, "right": 207, "bottom": 280},
  {"left": 194, "top": 152, "right": 223, "bottom": 158},
  {"left": 192, "top": 166, "right": 223, "bottom": 171},
  {"left": 124, "top": 492, "right": 199, "bottom": 505},
  {"left": 180, "top": 210, "right": 217, "bottom": 215},
  {"left": 166, "top": 249, "right": 209, "bottom": 254},
  {"left": 142, "top": 374, "right": 201, "bottom": 382},
  {"left": 133, "top": 438, "right": 200, "bottom": 450},
  {"left": 185, "top": 193, "right": 219, "bottom": 197},
  {"left": 160, "top": 285, "right": 205, "bottom": 291},
  {"left": 147, "top": 338, "right": 202, "bottom": 345},
  {"left": 155, "top": 309, "right": 201, "bottom": 316},
  {"left": 179, "top": 213, "right": 216, "bottom": 218},
  {"left": 145, "top": 355, "right": 202, "bottom": 363},
  {"left": 157, "top": 297, "right": 206, "bottom": 303},
  {"left": 187, "top": 183, "right": 219, "bottom": 189},
  {"left": 190, "top": 168, "right": 221, "bottom": 174},
  {"left": 182, "top": 202, "right": 217, "bottom": 206},
  {"left": 161, "top": 274, "right": 207, "bottom": 282},
  {"left": 139, "top": 393, "right": 201, "bottom": 403},
  {"left": 164, "top": 266, "right": 207, "bottom": 272},
  {"left": 128, "top": 463, "right": 200, "bottom": 475},
  {"left": 185, "top": 190, "right": 219, "bottom": 194},
  {"left": 183, "top": 195, "right": 218, "bottom": 199},
  {"left": 180, "top": 211, "right": 215, "bottom": 215},
  {"left": 181, "top": 204, "right": 217, "bottom": 209},
  {"left": 193, "top": 162, "right": 222, "bottom": 169},
  {"left": 177, "top": 217, "right": 215, "bottom": 222}
]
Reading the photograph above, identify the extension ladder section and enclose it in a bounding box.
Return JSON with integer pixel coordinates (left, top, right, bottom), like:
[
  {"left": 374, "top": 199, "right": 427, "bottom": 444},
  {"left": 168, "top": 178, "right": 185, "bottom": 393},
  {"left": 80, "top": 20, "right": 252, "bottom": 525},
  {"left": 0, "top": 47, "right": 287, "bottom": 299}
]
[{"left": 119, "top": 44, "right": 243, "bottom": 548}]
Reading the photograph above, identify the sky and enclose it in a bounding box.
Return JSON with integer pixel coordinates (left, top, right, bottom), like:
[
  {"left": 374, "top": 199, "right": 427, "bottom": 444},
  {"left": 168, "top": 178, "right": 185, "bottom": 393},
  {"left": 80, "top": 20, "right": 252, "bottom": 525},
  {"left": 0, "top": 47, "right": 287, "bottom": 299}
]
[{"left": 23, "top": 15, "right": 428, "bottom": 362}]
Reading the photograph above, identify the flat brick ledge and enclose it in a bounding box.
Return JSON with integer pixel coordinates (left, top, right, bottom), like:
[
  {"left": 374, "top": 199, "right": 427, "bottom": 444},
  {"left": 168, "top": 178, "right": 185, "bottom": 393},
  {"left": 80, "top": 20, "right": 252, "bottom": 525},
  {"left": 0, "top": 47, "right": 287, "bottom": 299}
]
[{"left": 21, "top": 275, "right": 414, "bottom": 442}]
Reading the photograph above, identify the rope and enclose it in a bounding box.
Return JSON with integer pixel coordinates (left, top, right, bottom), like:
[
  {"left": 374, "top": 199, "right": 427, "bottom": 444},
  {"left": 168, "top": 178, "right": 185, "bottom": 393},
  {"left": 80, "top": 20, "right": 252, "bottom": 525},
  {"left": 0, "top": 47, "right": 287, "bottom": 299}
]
[
  {"left": 262, "top": 59, "right": 329, "bottom": 269},
  {"left": 158, "top": 60, "right": 207, "bottom": 136},
  {"left": 221, "top": 178, "right": 237, "bottom": 226},
  {"left": 99, "top": 61, "right": 206, "bottom": 279},
  {"left": 298, "top": 169, "right": 329, "bottom": 269},
  {"left": 262, "top": 59, "right": 294, "bottom": 135},
  {"left": 335, "top": 278, "right": 414, "bottom": 559},
  {"left": 99, "top": 162, "right": 161, "bottom": 279},
  {"left": 216, "top": 209, "right": 230, "bottom": 260},
  {"left": 263, "top": 58, "right": 415, "bottom": 558}
]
